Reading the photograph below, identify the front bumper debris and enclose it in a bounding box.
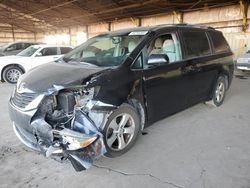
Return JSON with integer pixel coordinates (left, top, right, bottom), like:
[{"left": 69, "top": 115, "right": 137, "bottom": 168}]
[{"left": 9, "top": 100, "right": 107, "bottom": 171}]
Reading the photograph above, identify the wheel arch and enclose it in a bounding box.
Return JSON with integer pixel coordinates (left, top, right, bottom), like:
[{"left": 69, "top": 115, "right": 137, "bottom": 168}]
[
  {"left": 218, "top": 67, "right": 230, "bottom": 90},
  {"left": 1, "top": 64, "right": 25, "bottom": 82},
  {"left": 127, "top": 98, "right": 146, "bottom": 131}
]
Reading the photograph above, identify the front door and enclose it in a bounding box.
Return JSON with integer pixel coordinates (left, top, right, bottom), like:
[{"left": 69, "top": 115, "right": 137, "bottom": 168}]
[{"left": 143, "top": 32, "right": 190, "bottom": 123}]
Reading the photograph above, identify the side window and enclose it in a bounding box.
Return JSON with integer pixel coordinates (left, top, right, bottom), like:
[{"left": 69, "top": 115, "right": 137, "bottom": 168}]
[
  {"left": 209, "top": 31, "right": 230, "bottom": 53},
  {"left": 5, "top": 44, "right": 17, "bottom": 51},
  {"left": 60, "top": 47, "right": 72, "bottom": 54},
  {"left": 148, "top": 33, "right": 182, "bottom": 63},
  {"left": 131, "top": 54, "right": 143, "bottom": 69},
  {"left": 23, "top": 43, "right": 31, "bottom": 48},
  {"left": 182, "top": 30, "right": 211, "bottom": 58},
  {"left": 16, "top": 43, "right": 23, "bottom": 50},
  {"left": 40, "top": 47, "right": 58, "bottom": 56}
]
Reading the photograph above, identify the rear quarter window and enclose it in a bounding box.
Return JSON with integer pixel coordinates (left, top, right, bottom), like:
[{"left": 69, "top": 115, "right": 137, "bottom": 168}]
[
  {"left": 60, "top": 47, "right": 72, "bottom": 54},
  {"left": 40, "top": 47, "right": 58, "bottom": 56},
  {"left": 209, "top": 31, "right": 230, "bottom": 53},
  {"left": 182, "top": 30, "right": 211, "bottom": 59}
]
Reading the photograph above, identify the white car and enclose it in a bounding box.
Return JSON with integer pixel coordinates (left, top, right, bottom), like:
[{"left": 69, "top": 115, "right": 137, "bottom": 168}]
[
  {"left": 236, "top": 50, "right": 250, "bottom": 71},
  {"left": 0, "top": 44, "right": 73, "bottom": 84}
]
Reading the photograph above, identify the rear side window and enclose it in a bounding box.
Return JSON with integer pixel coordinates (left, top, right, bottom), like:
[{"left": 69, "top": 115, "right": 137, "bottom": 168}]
[
  {"left": 16, "top": 43, "right": 24, "bottom": 50},
  {"left": 23, "top": 43, "right": 32, "bottom": 48},
  {"left": 182, "top": 30, "right": 211, "bottom": 58},
  {"left": 60, "top": 47, "right": 72, "bottom": 54},
  {"left": 209, "top": 31, "right": 230, "bottom": 53},
  {"left": 40, "top": 47, "right": 58, "bottom": 56}
]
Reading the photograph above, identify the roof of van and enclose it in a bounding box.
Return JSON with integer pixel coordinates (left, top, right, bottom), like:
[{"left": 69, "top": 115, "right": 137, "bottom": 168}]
[{"left": 100, "top": 23, "right": 216, "bottom": 36}]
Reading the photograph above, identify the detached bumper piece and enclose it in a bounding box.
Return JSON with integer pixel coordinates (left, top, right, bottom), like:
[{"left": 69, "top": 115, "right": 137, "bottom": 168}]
[{"left": 10, "top": 103, "right": 106, "bottom": 171}]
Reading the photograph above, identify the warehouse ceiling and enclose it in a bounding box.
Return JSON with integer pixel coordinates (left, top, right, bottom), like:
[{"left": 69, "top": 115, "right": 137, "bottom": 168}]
[{"left": 0, "top": 0, "right": 240, "bottom": 33}]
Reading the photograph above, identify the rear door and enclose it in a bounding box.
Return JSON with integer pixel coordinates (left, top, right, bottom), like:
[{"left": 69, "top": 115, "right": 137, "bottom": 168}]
[
  {"left": 179, "top": 28, "right": 218, "bottom": 105},
  {"left": 31, "top": 47, "right": 60, "bottom": 68}
]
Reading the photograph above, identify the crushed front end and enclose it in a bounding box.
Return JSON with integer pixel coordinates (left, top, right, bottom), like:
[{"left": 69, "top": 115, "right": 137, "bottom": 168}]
[{"left": 9, "top": 84, "right": 114, "bottom": 171}]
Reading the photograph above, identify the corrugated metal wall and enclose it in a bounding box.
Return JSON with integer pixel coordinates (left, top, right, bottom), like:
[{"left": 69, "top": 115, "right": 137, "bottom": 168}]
[
  {"left": 0, "top": 4, "right": 249, "bottom": 57},
  {"left": 85, "top": 4, "right": 250, "bottom": 57}
]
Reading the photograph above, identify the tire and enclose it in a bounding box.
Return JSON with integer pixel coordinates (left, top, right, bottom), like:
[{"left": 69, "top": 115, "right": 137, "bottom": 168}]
[
  {"left": 3, "top": 66, "right": 23, "bottom": 84},
  {"left": 103, "top": 104, "right": 141, "bottom": 157},
  {"left": 208, "top": 75, "right": 227, "bottom": 107}
]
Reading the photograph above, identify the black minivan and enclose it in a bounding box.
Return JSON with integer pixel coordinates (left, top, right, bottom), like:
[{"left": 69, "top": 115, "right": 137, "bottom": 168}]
[{"left": 9, "top": 24, "right": 234, "bottom": 171}]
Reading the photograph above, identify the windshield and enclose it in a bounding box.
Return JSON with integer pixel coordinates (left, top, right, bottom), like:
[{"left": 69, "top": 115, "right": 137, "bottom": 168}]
[
  {"left": 17, "top": 46, "right": 40, "bottom": 57},
  {"left": 63, "top": 33, "right": 146, "bottom": 67}
]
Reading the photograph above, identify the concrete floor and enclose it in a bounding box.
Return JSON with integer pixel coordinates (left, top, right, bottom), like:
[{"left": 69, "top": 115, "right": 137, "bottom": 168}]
[{"left": 0, "top": 72, "right": 250, "bottom": 188}]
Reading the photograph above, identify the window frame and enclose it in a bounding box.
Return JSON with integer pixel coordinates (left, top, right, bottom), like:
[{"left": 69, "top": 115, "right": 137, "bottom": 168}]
[
  {"left": 180, "top": 28, "right": 212, "bottom": 60},
  {"left": 207, "top": 30, "right": 230, "bottom": 54},
  {"left": 59, "top": 47, "right": 72, "bottom": 55},
  {"left": 130, "top": 52, "right": 143, "bottom": 70},
  {"left": 38, "top": 47, "right": 59, "bottom": 56},
  {"left": 145, "top": 31, "right": 183, "bottom": 66}
]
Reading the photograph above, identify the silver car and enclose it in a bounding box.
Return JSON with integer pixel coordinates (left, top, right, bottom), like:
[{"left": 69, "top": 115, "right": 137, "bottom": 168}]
[{"left": 236, "top": 50, "right": 250, "bottom": 71}]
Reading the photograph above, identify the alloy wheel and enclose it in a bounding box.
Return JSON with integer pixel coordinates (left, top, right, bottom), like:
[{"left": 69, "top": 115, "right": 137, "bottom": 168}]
[
  {"left": 215, "top": 81, "right": 225, "bottom": 103},
  {"left": 6, "top": 68, "right": 21, "bottom": 83},
  {"left": 106, "top": 113, "right": 135, "bottom": 151}
]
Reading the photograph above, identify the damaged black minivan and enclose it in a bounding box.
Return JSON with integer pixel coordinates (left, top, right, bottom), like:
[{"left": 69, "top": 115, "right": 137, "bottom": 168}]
[{"left": 9, "top": 24, "right": 234, "bottom": 171}]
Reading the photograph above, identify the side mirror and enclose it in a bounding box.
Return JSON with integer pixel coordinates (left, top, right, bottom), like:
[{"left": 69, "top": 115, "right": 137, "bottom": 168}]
[
  {"left": 147, "top": 54, "right": 169, "bottom": 65},
  {"left": 36, "top": 52, "right": 42, "bottom": 57}
]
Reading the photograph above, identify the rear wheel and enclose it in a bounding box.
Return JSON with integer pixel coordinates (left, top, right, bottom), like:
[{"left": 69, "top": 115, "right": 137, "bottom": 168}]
[
  {"left": 3, "top": 66, "right": 23, "bottom": 84},
  {"left": 207, "top": 75, "right": 227, "bottom": 107},
  {"left": 103, "top": 104, "right": 140, "bottom": 157}
]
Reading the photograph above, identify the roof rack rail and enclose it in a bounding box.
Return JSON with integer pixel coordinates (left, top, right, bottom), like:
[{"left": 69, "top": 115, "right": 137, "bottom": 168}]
[
  {"left": 176, "top": 23, "right": 188, "bottom": 26},
  {"left": 175, "top": 23, "right": 215, "bottom": 30},
  {"left": 194, "top": 24, "right": 215, "bottom": 29}
]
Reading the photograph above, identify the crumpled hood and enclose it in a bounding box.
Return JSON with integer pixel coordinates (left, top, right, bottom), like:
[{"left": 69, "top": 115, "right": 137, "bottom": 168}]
[{"left": 19, "top": 62, "right": 108, "bottom": 93}]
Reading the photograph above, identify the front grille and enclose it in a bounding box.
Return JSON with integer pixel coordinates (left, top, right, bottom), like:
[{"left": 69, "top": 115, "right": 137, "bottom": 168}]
[{"left": 12, "top": 91, "right": 37, "bottom": 109}]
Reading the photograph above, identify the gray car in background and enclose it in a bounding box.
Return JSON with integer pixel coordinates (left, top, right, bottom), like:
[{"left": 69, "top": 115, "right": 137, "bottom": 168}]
[
  {"left": 0, "top": 42, "right": 42, "bottom": 56},
  {"left": 236, "top": 50, "right": 250, "bottom": 71}
]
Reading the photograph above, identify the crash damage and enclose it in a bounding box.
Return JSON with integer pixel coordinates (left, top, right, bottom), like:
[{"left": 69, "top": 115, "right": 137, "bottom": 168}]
[{"left": 9, "top": 82, "right": 117, "bottom": 171}]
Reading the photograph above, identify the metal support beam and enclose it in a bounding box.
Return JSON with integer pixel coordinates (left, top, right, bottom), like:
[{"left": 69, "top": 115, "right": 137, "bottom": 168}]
[
  {"left": 108, "top": 22, "right": 111, "bottom": 31},
  {"left": 239, "top": 0, "right": 249, "bottom": 32},
  {"left": 34, "top": 32, "right": 37, "bottom": 42},
  {"left": 86, "top": 25, "right": 89, "bottom": 39},
  {"left": 173, "top": 11, "right": 183, "bottom": 24},
  {"left": 69, "top": 27, "right": 72, "bottom": 46},
  {"left": 29, "top": 0, "right": 78, "bottom": 16},
  {"left": 138, "top": 18, "right": 142, "bottom": 27},
  {"left": 11, "top": 24, "right": 15, "bottom": 41}
]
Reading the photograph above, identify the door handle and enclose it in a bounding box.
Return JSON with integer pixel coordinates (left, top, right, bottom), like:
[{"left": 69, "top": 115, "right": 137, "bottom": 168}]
[{"left": 182, "top": 65, "right": 201, "bottom": 74}]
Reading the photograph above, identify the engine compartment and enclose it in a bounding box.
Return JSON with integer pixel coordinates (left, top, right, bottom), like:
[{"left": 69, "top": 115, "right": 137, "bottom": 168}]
[{"left": 28, "top": 86, "right": 110, "bottom": 171}]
